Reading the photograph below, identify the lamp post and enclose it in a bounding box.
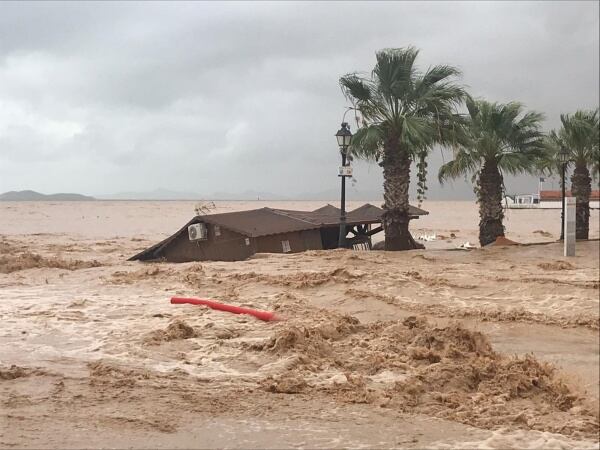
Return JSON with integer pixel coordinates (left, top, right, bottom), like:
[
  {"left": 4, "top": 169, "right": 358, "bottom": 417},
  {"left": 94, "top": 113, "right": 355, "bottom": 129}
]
[
  {"left": 558, "top": 146, "right": 570, "bottom": 240},
  {"left": 335, "top": 122, "right": 353, "bottom": 248}
]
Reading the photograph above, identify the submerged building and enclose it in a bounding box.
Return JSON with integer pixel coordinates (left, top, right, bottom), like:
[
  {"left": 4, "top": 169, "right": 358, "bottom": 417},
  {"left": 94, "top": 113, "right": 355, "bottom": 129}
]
[
  {"left": 504, "top": 190, "right": 600, "bottom": 209},
  {"left": 129, "top": 203, "right": 428, "bottom": 262},
  {"left": 539, "top": 190, "right": 600, "bottom": 209}
]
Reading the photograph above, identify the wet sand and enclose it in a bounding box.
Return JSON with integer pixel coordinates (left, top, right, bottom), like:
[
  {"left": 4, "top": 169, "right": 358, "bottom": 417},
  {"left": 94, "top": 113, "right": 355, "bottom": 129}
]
[{"left": 0, "top": 201, "right": 599, "bottom": 449}]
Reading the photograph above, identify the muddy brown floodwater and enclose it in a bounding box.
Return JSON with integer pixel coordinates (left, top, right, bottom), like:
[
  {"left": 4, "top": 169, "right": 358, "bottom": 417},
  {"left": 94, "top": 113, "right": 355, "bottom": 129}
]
[{"left": 1, "top": 201, "right": 599, "bottom": 449}]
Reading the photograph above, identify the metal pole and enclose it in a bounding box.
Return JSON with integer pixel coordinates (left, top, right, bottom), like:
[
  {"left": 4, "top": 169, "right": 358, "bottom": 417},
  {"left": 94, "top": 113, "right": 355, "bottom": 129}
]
[
  {"left": 560, "top": 162, "right": 566, "bottom": 240},
  {"left": 338, "top": 150, "right": 347, "bottom": 248}
]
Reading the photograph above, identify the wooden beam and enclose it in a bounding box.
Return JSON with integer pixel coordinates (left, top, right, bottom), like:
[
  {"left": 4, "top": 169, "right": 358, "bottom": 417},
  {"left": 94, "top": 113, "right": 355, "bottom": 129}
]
[{"left": 366, "top": 226, "right": 383, "bottom": 236}]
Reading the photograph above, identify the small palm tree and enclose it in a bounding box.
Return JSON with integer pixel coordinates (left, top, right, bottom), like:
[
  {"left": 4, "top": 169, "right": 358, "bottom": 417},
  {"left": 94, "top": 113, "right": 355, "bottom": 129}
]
[
  {"left": 545, "top": 109, "right": 599, "bottom": 239},
  {"left": 439, "top": 98, "right": 545, "bottom": 246},
  {"left": 340, "top": 47, "right": 467, "bottom": 250}
]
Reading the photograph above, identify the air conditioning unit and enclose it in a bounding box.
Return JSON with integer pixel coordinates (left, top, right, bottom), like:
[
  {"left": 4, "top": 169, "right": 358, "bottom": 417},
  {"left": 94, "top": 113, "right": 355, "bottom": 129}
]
[{"left": 188, "top": 223, "right": 208, "bottom": 241}]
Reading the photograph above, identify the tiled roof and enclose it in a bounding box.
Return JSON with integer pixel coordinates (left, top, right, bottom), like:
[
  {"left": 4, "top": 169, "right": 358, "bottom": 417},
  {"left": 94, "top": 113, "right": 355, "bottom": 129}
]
[{"left": 540, "top": 190, "right": 600, "bottom": 201}]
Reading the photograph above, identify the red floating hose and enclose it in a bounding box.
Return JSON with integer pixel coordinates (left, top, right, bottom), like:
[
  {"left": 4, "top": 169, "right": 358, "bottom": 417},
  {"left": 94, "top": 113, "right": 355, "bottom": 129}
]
[{"left": 170, "top": 297, "right": 277, "bottom": 322}]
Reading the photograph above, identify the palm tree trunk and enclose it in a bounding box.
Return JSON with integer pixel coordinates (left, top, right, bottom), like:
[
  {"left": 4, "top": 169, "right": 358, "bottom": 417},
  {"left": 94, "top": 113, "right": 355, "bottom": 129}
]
[
  {"left": 570, "top": 162, "right": 591, "bottom": 240},
  {"left": 380, "top": 142, "right": 422, "bottom": 251},
  {"left": 477, "top": 159, "right": 505, "bottom": 246}
]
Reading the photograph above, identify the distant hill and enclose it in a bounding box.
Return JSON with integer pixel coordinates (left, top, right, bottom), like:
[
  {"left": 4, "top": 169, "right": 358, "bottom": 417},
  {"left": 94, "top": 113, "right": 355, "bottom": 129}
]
[
  {"left": 99, "top": 187, "right": 373, "bottom": 201},
  {"left": 296, "top": 188, "right": 382, "bottom": 201},
  {"left": 99, "top": 188, "right": 289, "bottom": 201},
  {"left": 98, "top": 188, "right": 204, "bottom": 200},
  {"left": 0, "top": 190, "right": 95, "bottom": 201},
  {"left": 94, "top": 187, "right": 470, "bottom": 202},
  {"left": 210, "top": 190, "right": 288, "bottom": 201}
]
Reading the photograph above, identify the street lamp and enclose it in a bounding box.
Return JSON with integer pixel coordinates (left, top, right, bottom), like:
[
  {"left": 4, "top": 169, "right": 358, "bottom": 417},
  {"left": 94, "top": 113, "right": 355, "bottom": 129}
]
[
  {"left": 558, "top": 146, "right": 570, "bottom": 240},
  {"left": 335, "top": 122, "right": 353, "bottom": 248}
]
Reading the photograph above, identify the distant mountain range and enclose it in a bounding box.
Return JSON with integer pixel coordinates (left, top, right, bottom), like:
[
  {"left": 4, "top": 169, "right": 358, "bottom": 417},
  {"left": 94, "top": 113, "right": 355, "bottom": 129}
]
[
  {"left": 98, "top": 188, "right": 203, "bottom": 201},
  {"left": 1, "top": 188, "right": 384, "bottom": 202},
  {"left": 97, "top": 188, "right": 289, "bottom": 201},
  {"left": 97, "top": 188, "right": 369, "bottom": 201},
  {"left": 0, "top": 190, "right": 95, "bottom": 201},
  {"left": 2, "top": 187, "right": 472, "bottom": 202},
  {"left": 294, "top": 188, "right": 382, "bottom": 201}
]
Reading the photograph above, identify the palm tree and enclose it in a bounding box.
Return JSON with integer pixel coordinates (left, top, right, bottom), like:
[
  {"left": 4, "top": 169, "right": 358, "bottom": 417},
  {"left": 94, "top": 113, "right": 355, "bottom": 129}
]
[
  {"left": 340, "top": 47, "right": 467, "bottom": 250},
  {"left": 545, "top": 110, "right": 599, "bottom": 239},
  {"left": 438, "top": 98, "right": 545, "bottom": 246}
]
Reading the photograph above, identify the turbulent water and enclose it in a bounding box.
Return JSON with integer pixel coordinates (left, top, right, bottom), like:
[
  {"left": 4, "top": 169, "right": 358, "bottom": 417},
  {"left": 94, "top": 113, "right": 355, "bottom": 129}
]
[{"left": 0, "top": 201, "right": 598, "bottom": 448}]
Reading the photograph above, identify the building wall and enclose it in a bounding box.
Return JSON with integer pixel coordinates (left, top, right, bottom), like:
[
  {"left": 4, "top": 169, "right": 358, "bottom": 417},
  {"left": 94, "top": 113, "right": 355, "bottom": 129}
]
[
  {"left": 160, "top": 223, "right": 256, "bottom": 262},
  {"left": 540, "top": 201, "right": 600, "bottom": 209},
  {"left": 158, "top": 224, "right": 325, "bottom": 262},
  {"left": 320, "top": 226, "right": 340, "bottom": 249},
  {"left": 255, "top": 229, "right": 323, "bottom": 254}
]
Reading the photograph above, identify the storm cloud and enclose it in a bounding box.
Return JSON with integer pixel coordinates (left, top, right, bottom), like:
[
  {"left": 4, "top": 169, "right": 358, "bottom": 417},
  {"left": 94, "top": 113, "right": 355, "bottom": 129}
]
[{"left": 0, "top": 1, "right": 598, "bottom": 199}]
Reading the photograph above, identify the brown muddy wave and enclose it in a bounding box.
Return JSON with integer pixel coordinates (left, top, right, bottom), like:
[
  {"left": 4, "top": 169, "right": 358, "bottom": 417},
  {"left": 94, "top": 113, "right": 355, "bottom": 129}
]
[
  {"left": 254, "top": 315, "right": 598, "bottom": 438},
  {"left": 0, "top": 239, "right": 101, "bottom": 274},
  {"left": 346, "top": 288, "right": 600, "bottom": 330}
]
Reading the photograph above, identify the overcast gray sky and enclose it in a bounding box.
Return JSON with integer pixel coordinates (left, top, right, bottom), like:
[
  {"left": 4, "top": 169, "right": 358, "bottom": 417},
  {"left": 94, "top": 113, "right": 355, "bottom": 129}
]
[{"left": 0, "top": 1, "right": 598, "bottom": 199}]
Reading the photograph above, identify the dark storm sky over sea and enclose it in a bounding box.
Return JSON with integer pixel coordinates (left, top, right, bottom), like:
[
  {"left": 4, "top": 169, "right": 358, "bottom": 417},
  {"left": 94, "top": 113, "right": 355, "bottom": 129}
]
[{"left": 0, "top": 1, "right": 598, "bottom": 199}]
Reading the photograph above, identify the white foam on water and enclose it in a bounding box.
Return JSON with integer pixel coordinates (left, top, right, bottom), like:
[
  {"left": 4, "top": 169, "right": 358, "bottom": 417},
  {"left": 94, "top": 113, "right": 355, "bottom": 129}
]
[
  {"left": 368, "top": 369, "right": 408, "bottom": 384},
  {"left": 429, "top": 429, "right": 599, "bottom": 450}
]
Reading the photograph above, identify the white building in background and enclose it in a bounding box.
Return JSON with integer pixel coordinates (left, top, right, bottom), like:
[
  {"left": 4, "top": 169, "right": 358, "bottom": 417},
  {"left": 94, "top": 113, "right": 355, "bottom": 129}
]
[
  {"left": 504, "top": 193, "right": 539, "bottom": 208},
  {"left": 504, "top": 178, "right": 599, "bottom": 209},
  {"left": 505, "top": 190, "right": 600, "bottom": 209},
  {"left": 539, "top": 190, "right": 600, "bottom": 209}
]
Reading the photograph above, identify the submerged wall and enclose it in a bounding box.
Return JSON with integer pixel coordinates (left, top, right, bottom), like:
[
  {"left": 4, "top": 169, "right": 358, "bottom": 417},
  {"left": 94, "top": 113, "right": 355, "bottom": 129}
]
[
  {"left": 160, "top": 222, "right": 256, "bottom": 262},
  {"left": 255, "top": 229, "right": 322, "bottom": 254}
]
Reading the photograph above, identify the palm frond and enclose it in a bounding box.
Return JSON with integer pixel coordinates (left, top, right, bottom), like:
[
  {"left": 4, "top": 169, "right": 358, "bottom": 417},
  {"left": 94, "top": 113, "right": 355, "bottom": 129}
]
[
  {"left": 340, "top": 74, "right": 372, "bottom": 102},
  {"left": 499, "top": 151, "right": 540, "bottom": 176},
  {"left": 374, "top": 47, "right": 419, "bottom": 101},
  {"left": 536, "top": 132, "right": 565, "bottom": 176},
  {"left": 421, "top": 65, "right": 462, "bottom": 87},
  {"left": 465, "top": 95, "right": 479, "bottom": 119},
  {"left": 439, "top": 98, "right": 545, "bottom": 187},
  {"left": 555, "top": 108, "right": 599, "bottom": 166},
  {"left": 339, "top": 47, "right": 466, "bottom": 165},
  {"left": 438, "top": 149, "right": 479, "bottom": 184},
  {"left": 348, "top": 124, "right": 384, "bottom": 161}
]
